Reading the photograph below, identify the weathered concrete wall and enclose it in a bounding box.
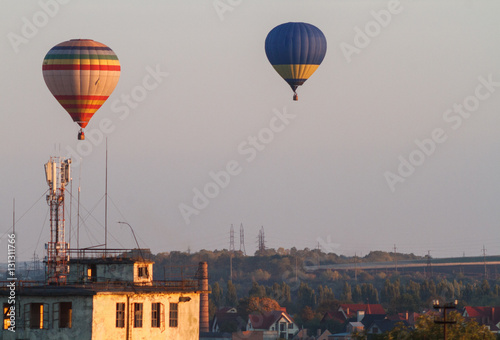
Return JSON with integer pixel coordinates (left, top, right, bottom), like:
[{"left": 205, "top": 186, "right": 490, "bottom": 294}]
[
  {"left": 98, "top": 263, "right": 135, "bottom": 282},
  {"left": 92, "top": 291, "right": 200, "bottom": 340},
  {"left": 0, "top": 295, "right": 93, "bottom": 340}
]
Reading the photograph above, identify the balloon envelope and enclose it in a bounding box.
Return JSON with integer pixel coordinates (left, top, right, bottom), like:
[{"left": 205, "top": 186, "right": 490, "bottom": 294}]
[
  {"left": 265, "top": 22, "right": 327, "bottom": 98},
  {"left": 42, "top": 39, "right": 120, "bottom": 129}
]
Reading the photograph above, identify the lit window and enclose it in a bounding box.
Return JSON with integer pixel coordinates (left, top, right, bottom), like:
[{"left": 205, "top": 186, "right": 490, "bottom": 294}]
[
  {"left": 169, "top": 303, "right": 178, "bottom": 327},
  {"left": 116, "top": 303, "right": 125, "bottom": 328},
  {"left": 133, "top": 303, "right": 143, "bottom": 328},
  {"left": 25, "top": 303, "right": 48, "bottom": 329},
  {"left": 3, "top": 303, "right": 12, "bottom": 330}
]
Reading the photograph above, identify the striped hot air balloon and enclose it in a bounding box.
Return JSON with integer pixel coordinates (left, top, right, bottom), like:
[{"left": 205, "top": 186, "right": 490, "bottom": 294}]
[
  {"left": 42, "top": 39, "right": 120, "bottom": 140},
  {"left": 265, "top": 22, "right": 327, "bottom": 101}
]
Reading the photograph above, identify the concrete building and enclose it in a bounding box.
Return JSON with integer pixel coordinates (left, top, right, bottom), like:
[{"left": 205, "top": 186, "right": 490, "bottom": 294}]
[{"left": 1, "top": 254, "right": 208, "bottom": 340}]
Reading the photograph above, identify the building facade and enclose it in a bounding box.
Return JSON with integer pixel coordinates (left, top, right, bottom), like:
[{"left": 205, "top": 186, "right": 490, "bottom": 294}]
[{"left": 1, "top": 257, "right": 206, "bottom": 340}]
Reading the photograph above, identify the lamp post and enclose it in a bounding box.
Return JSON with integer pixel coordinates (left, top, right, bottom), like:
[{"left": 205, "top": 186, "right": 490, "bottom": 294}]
[
  {"left": 433, "top": 300, "right": 457, "bottom": 340},
  {"left": 117, "top": 221, "right": 144, "bottom": 261}
]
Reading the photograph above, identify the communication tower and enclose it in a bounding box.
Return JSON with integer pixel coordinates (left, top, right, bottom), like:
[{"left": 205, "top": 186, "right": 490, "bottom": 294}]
[{"left": 44, "top": 157, "right": 71, "bottom": 284}]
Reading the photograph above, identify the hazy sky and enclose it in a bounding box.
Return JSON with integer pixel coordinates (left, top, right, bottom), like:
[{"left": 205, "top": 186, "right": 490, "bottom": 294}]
[{"left": 1, "top": 1, "right": 500, "bottom": 261}]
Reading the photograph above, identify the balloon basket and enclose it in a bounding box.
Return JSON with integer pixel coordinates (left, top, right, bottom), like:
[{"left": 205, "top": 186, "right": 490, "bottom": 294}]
[
  {"left": 78, "top": 130, "right": 85, "bottom": 140},
  {"left": 293, "top": 93, "right": 298, "bottom": 101}
]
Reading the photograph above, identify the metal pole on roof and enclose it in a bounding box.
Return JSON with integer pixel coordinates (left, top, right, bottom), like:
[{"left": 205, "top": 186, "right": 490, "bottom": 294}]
[{"left": 117, "top": 221, "right": 144, "bottom": 261}]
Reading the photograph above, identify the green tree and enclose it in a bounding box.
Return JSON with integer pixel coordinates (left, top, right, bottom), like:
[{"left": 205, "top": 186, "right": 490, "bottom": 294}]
[
  {"left": 386, "top": 312, "right": 495, "bottom": 339},
  {"left": 248, "top": 281, "right": 266, "bottom": 298},
  {"left": 352, "top": 284, "right": 362, "bottom": 303},
  {"left": 298, "top": 282, "right": 316, "bottom": 309},
  {"left": 226, "top": 280, "right": 238, "bottom": 306},
  {"left": 211, "top": 281, "right": 224, "bottom": 308},
  {"left": 361, "top": 283, "right": 379, "bottom": 303},
  {"left": 317, "top": 284, "right": 335, "bottom": 305},
  {"left": 341, "top": 282, "right": 352, "bottom": 302}
]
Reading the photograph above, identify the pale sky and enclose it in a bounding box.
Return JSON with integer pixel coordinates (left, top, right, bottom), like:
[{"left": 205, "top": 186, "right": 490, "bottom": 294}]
[{"left": 1, "top": 1, "right": 500, "bottom": 261}]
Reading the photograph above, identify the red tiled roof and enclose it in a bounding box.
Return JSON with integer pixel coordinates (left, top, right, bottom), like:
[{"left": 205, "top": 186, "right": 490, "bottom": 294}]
[
  {"left": 463, "top": 306, "right": 500, "bottom": 325},
  {"left": 321, "top": 310, "right": 346, "bottom": 323},
  {"left": 339, "top": 304, "right": 386, "bottom": 316}
]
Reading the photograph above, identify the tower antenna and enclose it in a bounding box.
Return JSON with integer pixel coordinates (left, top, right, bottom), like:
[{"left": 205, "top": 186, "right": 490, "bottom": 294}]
[
  {"left": 44, "top": 156, "right": 71, "bottom": 284},
  {"left": 105, "top": 138, "right": 108, "bottom": 253}
]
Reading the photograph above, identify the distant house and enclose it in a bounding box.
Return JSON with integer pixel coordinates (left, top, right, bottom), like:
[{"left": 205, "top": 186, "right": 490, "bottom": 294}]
[
  {"left": 328, "top": 304, "right": 387, "bottom": 340},
  {"left": 338, "top": 304, "right": 386, "bottom": 320},
  {"left": 320, "top": 310, "right": 346, "bottom": 325},
  {"left": 463, "top": 306, "right": 500, "bottom": 333},
  {"left": 211, "top": 307, "right": 246, "bottom": 333},
  {"left": 294, "top": 329, "right": 331, "bottom": 340},
  {"left": 247, "top": 309, "right": 298, "bottom": 339},
  {"left": 366, "top": 319, "right": 410, "bottom": 335}
]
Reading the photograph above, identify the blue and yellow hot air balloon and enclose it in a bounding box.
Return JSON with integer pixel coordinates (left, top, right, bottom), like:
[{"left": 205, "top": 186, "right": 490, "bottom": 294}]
[{"left": 265, "top": 22, "right": 327, "bottom": 101}]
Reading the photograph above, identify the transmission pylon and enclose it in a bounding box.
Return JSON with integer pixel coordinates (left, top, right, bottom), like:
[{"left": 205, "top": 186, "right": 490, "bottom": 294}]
[
  {"left": 229, "top": 224, "right": 235, "bottom": 252},
  {"left": 239, "top": 223, "right": 246, "bottom": 255}
]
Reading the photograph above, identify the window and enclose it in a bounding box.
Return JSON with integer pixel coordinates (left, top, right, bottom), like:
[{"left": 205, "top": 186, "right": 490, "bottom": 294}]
[
  {"left": 53, "top": 302, "right": 72, "bottom": 328},
  {"left": 133, "top": 303, "right": 143, "bottom": 328},
  {"left": 138, "top": 266, "right": 149, "bottom": 278},
  {"left": 25, "top": 303, "right": 48, "bottom": 329},
  {"left": 152, "top": 303, "right": 160, "bottom": 328},
  {"left": 87, "top": 264, "right": 96, "bottom": 282},
  {"left": 288, "top": 322, "right": 293, "bottom": 329},
  {"left": 116, "top": 303, "right": 125, "bottom": 328},
  {"left": 280, "top": 322, "right": 286, "bottom": 338},
  {"left": 169, "top": 303, "right": 178, "bottom": 327},
  {"left": 3, "top": 303, "right": 12, "bottom": 330}
]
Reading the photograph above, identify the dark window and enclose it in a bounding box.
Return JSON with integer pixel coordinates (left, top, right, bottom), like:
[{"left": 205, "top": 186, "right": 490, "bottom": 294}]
[
  {"left": 138, "top": 266, "right": 149, "bottom": 278},
  {"left": 54, "top": 302, "right": 72, "bottom": 328},
  {"left": 133, "top": 303, "right": 143, "bottom": 328},
  {"left": 152, "top": 303, "right": 161, "bottom": 328},
  {"left": 60, "top": 302, "right": 72, "bottom": 328},
  {"left": 169, "top": 303, "right": 178, "bottom": 327},
  {"left": 116, "top": 303, "right": 125, "bottom": 328}
]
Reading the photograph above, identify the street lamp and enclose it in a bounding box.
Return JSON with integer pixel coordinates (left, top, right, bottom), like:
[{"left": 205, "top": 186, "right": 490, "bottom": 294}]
[
  {"left": 433, "top": 300, "right": 458, "bottom": 340},
  {"left": 117, "top": 221, "right": 144, "bottom": 261}
]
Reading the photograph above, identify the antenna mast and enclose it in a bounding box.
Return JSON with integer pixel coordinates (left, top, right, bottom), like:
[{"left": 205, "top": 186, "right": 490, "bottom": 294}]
[
  {"left": 44, "top": 157, "right": 71, "bottom": 284},
  {"left": 105, "top": 138, "right": 108, "bottom": 253}
]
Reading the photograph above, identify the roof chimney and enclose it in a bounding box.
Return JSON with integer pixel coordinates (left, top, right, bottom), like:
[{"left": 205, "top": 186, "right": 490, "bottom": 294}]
[{"left": 197, "top": 262, "right": 209, "bottom": 333}]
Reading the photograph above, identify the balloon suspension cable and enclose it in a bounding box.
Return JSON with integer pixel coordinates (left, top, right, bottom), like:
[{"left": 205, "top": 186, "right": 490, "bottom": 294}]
[
  {"left": 293, "top": 92, "right": 298, "bottom": 101},
  {"left": 78, "top": 129, "right": 85, "bottom": 140}
]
